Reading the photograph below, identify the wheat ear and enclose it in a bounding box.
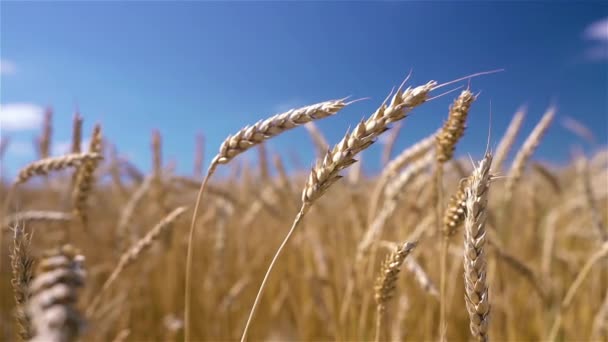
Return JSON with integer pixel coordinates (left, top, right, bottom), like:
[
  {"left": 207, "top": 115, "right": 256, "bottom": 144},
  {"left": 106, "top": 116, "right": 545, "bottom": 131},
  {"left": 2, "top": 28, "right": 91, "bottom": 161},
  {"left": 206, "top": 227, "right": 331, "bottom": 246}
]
[
  {"left": 87, "top": 206, "right": 186, "bottom": 317},
  {"left": 374, "top": 241, "right": 417, "bottom": 342},
  {"left": 71, "top": 112, "right": 83, "bottom": 154},
  {"left": 504, "top": 106, "right": 555, "bottom": 203},
  {"left": 10, "top": 225, "right": 34, "bottom": 341},
  {"left": 27, "top": 244, "right": 86, "bottom": 342},
  {"left": 493, "top": 106, "right": 526, "bottom": 171},
  {"left": 72, "top": 124, "right": 103, "bottom": 227},
  {"left": 14, "top": 153, "right": 102, "bottom": 185},
  {"left": 183, "top": 99, "right": 348, "bottom": 340},
  {"left": 463, "top": 152, "right": 493, "bottom": 342},
  {"left": 37, "top": 107, "right": 53, "bottom": 159},
  {"left": 241, "top": 80, "right": 437, "bottom": 342}
]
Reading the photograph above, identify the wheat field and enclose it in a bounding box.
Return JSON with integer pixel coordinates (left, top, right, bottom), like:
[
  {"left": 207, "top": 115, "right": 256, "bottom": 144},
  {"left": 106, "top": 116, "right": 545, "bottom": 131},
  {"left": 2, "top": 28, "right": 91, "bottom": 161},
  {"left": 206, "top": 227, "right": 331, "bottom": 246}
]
[{"left": 1, "top": 75, "right": 607, "bottom": 342}]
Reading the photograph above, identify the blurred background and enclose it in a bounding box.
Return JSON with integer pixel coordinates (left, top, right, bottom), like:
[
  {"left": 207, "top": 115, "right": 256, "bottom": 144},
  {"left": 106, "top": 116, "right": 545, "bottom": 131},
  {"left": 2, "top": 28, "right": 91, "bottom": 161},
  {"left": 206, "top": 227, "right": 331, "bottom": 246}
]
[{"left": 1, "top": 2, "right": 606, "bottom": 177}]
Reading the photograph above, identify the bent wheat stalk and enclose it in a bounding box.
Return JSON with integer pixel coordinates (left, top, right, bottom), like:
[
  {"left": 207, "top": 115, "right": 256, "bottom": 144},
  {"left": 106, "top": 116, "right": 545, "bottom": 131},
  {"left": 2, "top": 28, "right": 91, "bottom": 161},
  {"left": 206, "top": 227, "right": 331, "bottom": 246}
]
[{"left": 241, "top": 79, "right": 437, "bottom": 342}]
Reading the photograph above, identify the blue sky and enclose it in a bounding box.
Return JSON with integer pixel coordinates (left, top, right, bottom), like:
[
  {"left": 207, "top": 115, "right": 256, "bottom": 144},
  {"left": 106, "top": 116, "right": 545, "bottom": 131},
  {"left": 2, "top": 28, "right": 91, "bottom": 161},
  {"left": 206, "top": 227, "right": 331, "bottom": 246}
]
[{"left": 1, "top": 2, "right": 607, "bottom": 178}]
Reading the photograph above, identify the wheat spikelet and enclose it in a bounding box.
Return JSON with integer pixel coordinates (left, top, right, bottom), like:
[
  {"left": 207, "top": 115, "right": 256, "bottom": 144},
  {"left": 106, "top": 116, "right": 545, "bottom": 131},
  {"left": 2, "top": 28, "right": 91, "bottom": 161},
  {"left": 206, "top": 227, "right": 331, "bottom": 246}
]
[
  {"left": 72, "top": 124, "right": 103, "bottom": 227},
  {"left": 14, "top": 153, "right": 102, "bottom": 185},
  {"left": 10, "top": 225, "right": 34, "bottom": 340},
  {"left": 71, "top": 112, "right": 83, "bottom": 154},
  {"left": 463, "top": 152, "right": 493, "bottom": 342},
  {"left": 504, "top": 106, "right": 555, "bottom": 202},
  {"left": 27, "top": 244, "right": 86, "bottom": 342},
  {"left": 374, "top": 241, "right": 417, "bottom": 342},
  {"left": 493, "top": 106, "right": 526, "bottom": 171},
  {"left": 4, "top": 211, "right": 72, "bottom": 230},
  {"left": 87, "top": 206, "right": 187, "bottom": 316}
]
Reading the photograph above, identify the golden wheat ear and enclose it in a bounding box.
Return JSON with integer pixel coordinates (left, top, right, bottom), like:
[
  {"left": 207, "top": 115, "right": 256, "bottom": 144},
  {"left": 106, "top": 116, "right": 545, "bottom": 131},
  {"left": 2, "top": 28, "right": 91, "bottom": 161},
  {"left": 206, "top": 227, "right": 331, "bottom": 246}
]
[
  {"left": 463, "top": 152, "right": 493, "bottom": 342},
  {"left": 374, "top": 241, "right": 417, "bottom": 342}
]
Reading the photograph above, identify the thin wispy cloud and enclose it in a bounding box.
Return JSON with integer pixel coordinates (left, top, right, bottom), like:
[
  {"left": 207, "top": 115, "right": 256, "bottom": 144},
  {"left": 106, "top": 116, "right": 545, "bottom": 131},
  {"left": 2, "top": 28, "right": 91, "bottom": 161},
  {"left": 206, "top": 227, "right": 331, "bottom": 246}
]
[
  {"left": 0, "top": 103, "right": 44, "bottom": 131},
  {"left": 584, "top": 17, "right": 608, "bottom": 41},
  {"left": 582, "top": 17, "right": 608, "bottom": 61},
  {"left": 0, "top": 59, "right": 17, "bottom": 75}
]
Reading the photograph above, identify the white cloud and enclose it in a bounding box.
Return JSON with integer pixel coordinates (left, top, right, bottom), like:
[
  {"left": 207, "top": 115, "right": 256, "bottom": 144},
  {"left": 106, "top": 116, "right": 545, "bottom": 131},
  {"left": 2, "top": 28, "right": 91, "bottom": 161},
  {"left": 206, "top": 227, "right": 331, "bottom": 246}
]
[
  {"left": 583, "top": 17, "right": 608, "bottom": 61},
  {"left": 584, "top": 17, "right": 608, "bottom": 41},
  {"left": 0, "top": 59, "right": 17, "bottom": 75},
  {"left": 0, "top": 103, "right": 44, "bottom": 131}
]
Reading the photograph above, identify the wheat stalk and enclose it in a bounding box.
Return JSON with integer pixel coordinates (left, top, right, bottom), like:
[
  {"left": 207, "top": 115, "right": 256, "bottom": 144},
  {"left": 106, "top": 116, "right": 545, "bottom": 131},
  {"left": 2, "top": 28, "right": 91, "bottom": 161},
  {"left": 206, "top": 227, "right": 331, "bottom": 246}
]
[
  {"left": 3, "top": 211, "right": 72, "bottom": 230},
  {"left": 463, "top": 152, "right": 493, "bottom": 342}
]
